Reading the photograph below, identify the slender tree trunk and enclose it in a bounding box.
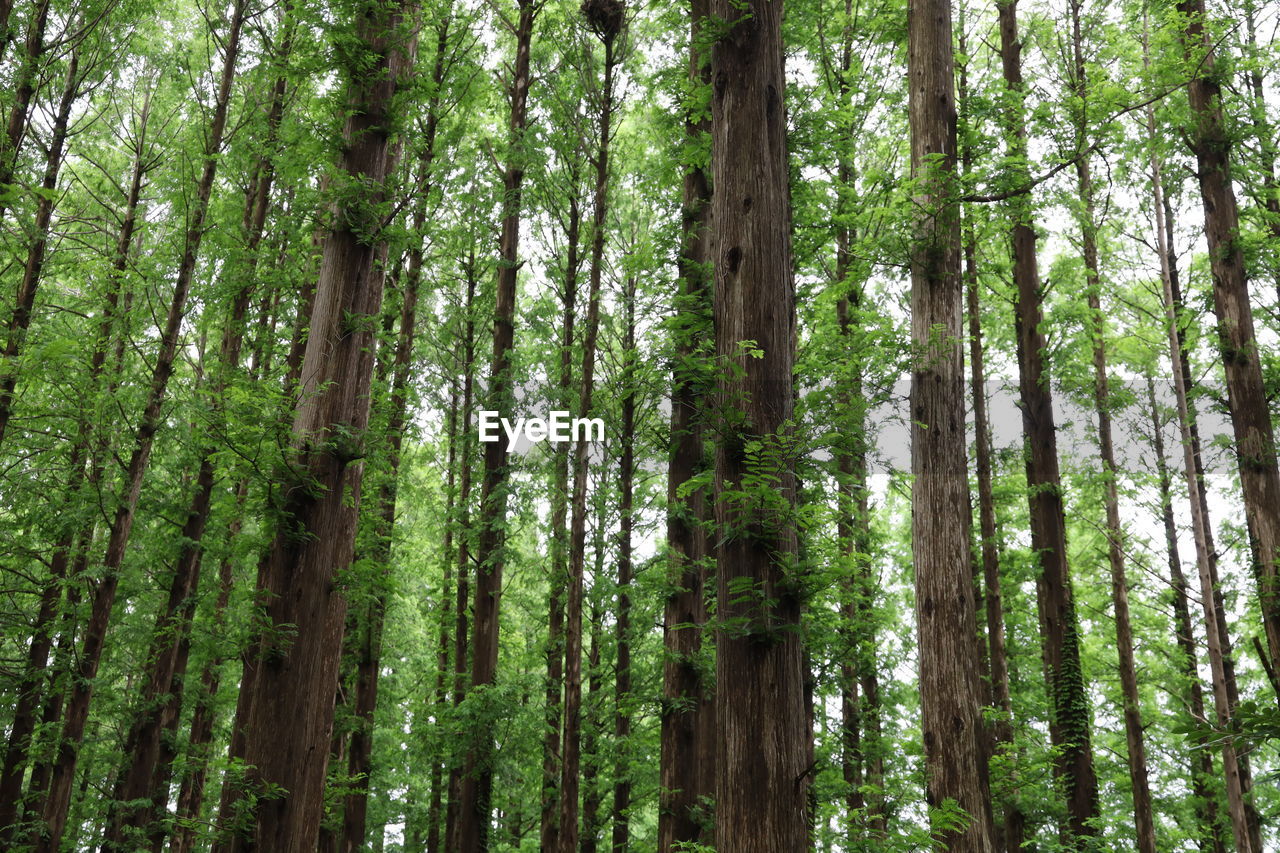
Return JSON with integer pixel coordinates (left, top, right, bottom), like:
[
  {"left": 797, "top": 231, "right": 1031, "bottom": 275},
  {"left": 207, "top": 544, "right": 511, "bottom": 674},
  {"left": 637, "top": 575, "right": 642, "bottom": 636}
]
[
  {"left": 907, "top": 1, "right": 995, "bottom": 848},
  {"left": 456, "top": 6, "right": 536, "bottom": 847},
  {"left": 542, "top": 190, "right": 582, "bottom": 853},
  {"left": 1148, "top": 114, "right": 1255, "bottom": 853},
  {"left": 559, "top": 16, "right": 620, "bottom": 849},
  {"left": 709, "top": 1, "right": 808, "bottom": 848},
  {"left": 1176, "top": 0, "right": 1280, "bottom": 681},
  {"left": 659, "top": 3, "right": 714, "bottom": 848},
  {"left": 31, "top": 8, "right": 246, "bottom": 847},
  {"left": 222, "top": 3, "right": 415, "bottom": 848},
  {"left": 0, "top": 0, "right": 50, "bottom": 223},
  {"left": 1145, "top": 377, "right": 1227, "bottom": 853},
  {"left": 995, "top": 3, "right": 1100, "bottom": 843},
  {"left": 444, "top": 256, "right": 477, "bottom": 849},
  {"left": 1065, "top": 5, "right": 1156, "bottom": 847},
  {"left": 581, "top": 596, "right": 604, "bottom": 853},
  {"left": 611, "top": 275, "right": 636, "bottom": 853},
  {"left": 0, "top": 46, "right": 79, "bottom": 448}
]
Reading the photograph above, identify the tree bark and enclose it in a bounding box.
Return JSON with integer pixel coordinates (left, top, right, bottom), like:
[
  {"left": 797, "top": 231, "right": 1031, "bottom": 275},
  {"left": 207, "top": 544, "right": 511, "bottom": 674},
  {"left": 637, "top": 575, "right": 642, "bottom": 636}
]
[
  {"left": 1145, "top": 377, "right": 1227, "bottom": 853},
  {"left": 0, "top": 0, "right": 50, "bottom": 224},
  {"left": 995, "top": 3, "right": 1100, "bottom": 843},
  {"left": 455, "top": 3, "right": 536, "bottom": 848},
  {"left": 1176, "top": 0, "right": 1280, "bottom": 682},
  {"left": 1066, "top": 5, "right": 1156, "bottom": 848},
  {"left": 659, "top": 3, "right": 714, "bottom": 849},
  {"left": 1148, "top": 111, "right": 1255, "bottom": 853},
  {"left": 708, "top": 0, "right": 808, "bottom": 848},
  {"left": 221, "top": 1, "right": 415, "bottom": 847},
  {"left": 559, "top": 16, "right": 620, "bottom": 849},
  {"left": 612, "top": 274, "right": 636, "bottom": 852},
  {"left": 907, "top": 1, "right": 996, "bottom": 848}
]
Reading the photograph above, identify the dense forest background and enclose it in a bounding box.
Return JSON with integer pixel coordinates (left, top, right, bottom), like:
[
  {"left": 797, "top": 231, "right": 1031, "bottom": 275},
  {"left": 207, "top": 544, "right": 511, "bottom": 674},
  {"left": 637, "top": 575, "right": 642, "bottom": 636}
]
[{"left": 1, "top": 0, "right": 1279, "bottom": 850}]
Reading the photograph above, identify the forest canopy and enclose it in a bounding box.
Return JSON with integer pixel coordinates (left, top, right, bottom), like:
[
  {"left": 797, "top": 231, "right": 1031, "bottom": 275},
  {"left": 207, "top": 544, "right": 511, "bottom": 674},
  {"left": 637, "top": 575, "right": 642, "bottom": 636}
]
[{"left": 0, "top": 0, "right": 1278, "bottom": 850}]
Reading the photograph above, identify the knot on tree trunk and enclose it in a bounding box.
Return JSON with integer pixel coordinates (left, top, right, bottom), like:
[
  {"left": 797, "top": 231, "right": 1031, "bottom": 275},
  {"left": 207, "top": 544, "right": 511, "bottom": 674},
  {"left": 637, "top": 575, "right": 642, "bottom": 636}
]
[{"left": 581, "top": 0, "right": 624, "bottom": 41}]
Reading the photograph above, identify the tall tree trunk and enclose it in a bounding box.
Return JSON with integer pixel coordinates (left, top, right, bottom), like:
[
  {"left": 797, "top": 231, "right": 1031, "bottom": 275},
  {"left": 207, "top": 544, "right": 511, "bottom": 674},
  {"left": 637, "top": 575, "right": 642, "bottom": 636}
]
[
  {"left": 559, "top": 13, "right": 620, "bottom": 848},
  {"left": 31, "top": 7, "right": 246, "bottom": 846},
  {"left": 1176, "top": 0, "right": 1280, "bottom": 681},
  {"left": 341, "top": 18, "right": 449, "bottom": 850},
  {"left": 455, "top": 4, "right": 536, "bottom": 847},
  {"left": 659, "top": 2, "right": 714, "bottom": 848},
  {"left": 1148, "top": 112, "right": 1255, "bottom": 853},
  {"left": 907, "top": 1, "right": 995, "bottom": 848},
  {"left": 221, "top": 2, "right": 416, "bottom": 847},
  {"left": 995, "top": 3, "right": 1100, "bottom": 843},
  {"left": 708, "top": 0, "right": 808, "bottom": 848},
  {"left": 1066, "top": 4, "right": 1156, "bottom": 847},
  {"left": 1145, "top": 377, "right": 1227, "bottom": 853},
  {"left": 0, "top": 45, "right": 79, "bottom": 448},
  {"left": 958, "top": 27, "right": 1022, "bottom": 838},
  {"left": 444, "top": 255, "right": 477, "bottom": 850},
  {"left": 542, "top": 189, "right": 582, "bottom": 853},
  {"left": 612, "top": 275, "right": 636, "bottom": 853}
]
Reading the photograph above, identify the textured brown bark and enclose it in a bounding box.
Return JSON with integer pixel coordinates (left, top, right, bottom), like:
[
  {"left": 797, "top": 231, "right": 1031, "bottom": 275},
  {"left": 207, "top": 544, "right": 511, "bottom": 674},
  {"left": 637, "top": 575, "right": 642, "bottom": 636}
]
[
  {"left": 0, "top": 45, "right": 80, "bottom": 449},
  {"left": 1148, "top": 119, "right": 1254, "bottom": 853},
  {"left": 455, "top": 3, "right": 535, "bottom": 848},
  {"left": 995, "top": 2, "right": 1100, "bottom": 842},
  {"left": 659, "top": 3, "right": 714, "bottom": 848},
  {"left": 559, "top": 15, "right": 619, "bottom": 849},
  {"left": 341, "top": 19, "right": 448, "bottom": 851},
  {"left": 30, "top": 8, "right": 245, "bottom": 847},
  {"left": 1177, "top": 0, "right": 1280, "bottom": 683},
  {"left": 907, "top": 1, "right": 995, "bottom": 848},
  {"left": 1145, "top": 378, "right": 1226, "bottom": 853},
  {"left": 221, "top": 2, "right": 415, "bottom": 848},
  {"left": 612, "top": 275, "right": 636, "bottom": 852},
  {"left": 709, "top": 0, "right": 807, "bottom": 848},
  {"left": 1066, "top": 6, "right": 1156, "bottom": 847}
]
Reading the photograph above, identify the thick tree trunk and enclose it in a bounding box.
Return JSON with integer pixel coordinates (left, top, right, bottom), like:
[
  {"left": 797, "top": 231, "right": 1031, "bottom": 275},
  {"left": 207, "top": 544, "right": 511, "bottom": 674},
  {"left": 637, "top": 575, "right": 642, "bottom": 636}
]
[
  {"left": 221, "top": 2, "right": 415, "bottom": 848},
  {"left": 455, "top": 4, "right": 535, "bottom": 847},
  {"left": 559, "top": 19, "right": 619, "bottom": 850},
  {"left": 341, "top": 19, "right": 448, "bottom": 850},
  {"left": 708, "top": 1, "right": 808, "bottom": 848},
  {"left": 1176, "top": 0, "right": 1280, "bottom": 682},
  {"left": 995, "top": 3, "right": 1100, "bottom": 843},
  {"left": 659, "top": 3, "right": 714, "bottom": 848},
  {"left": 907, "top": 1, "right": 995, "bottom": 849}
]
